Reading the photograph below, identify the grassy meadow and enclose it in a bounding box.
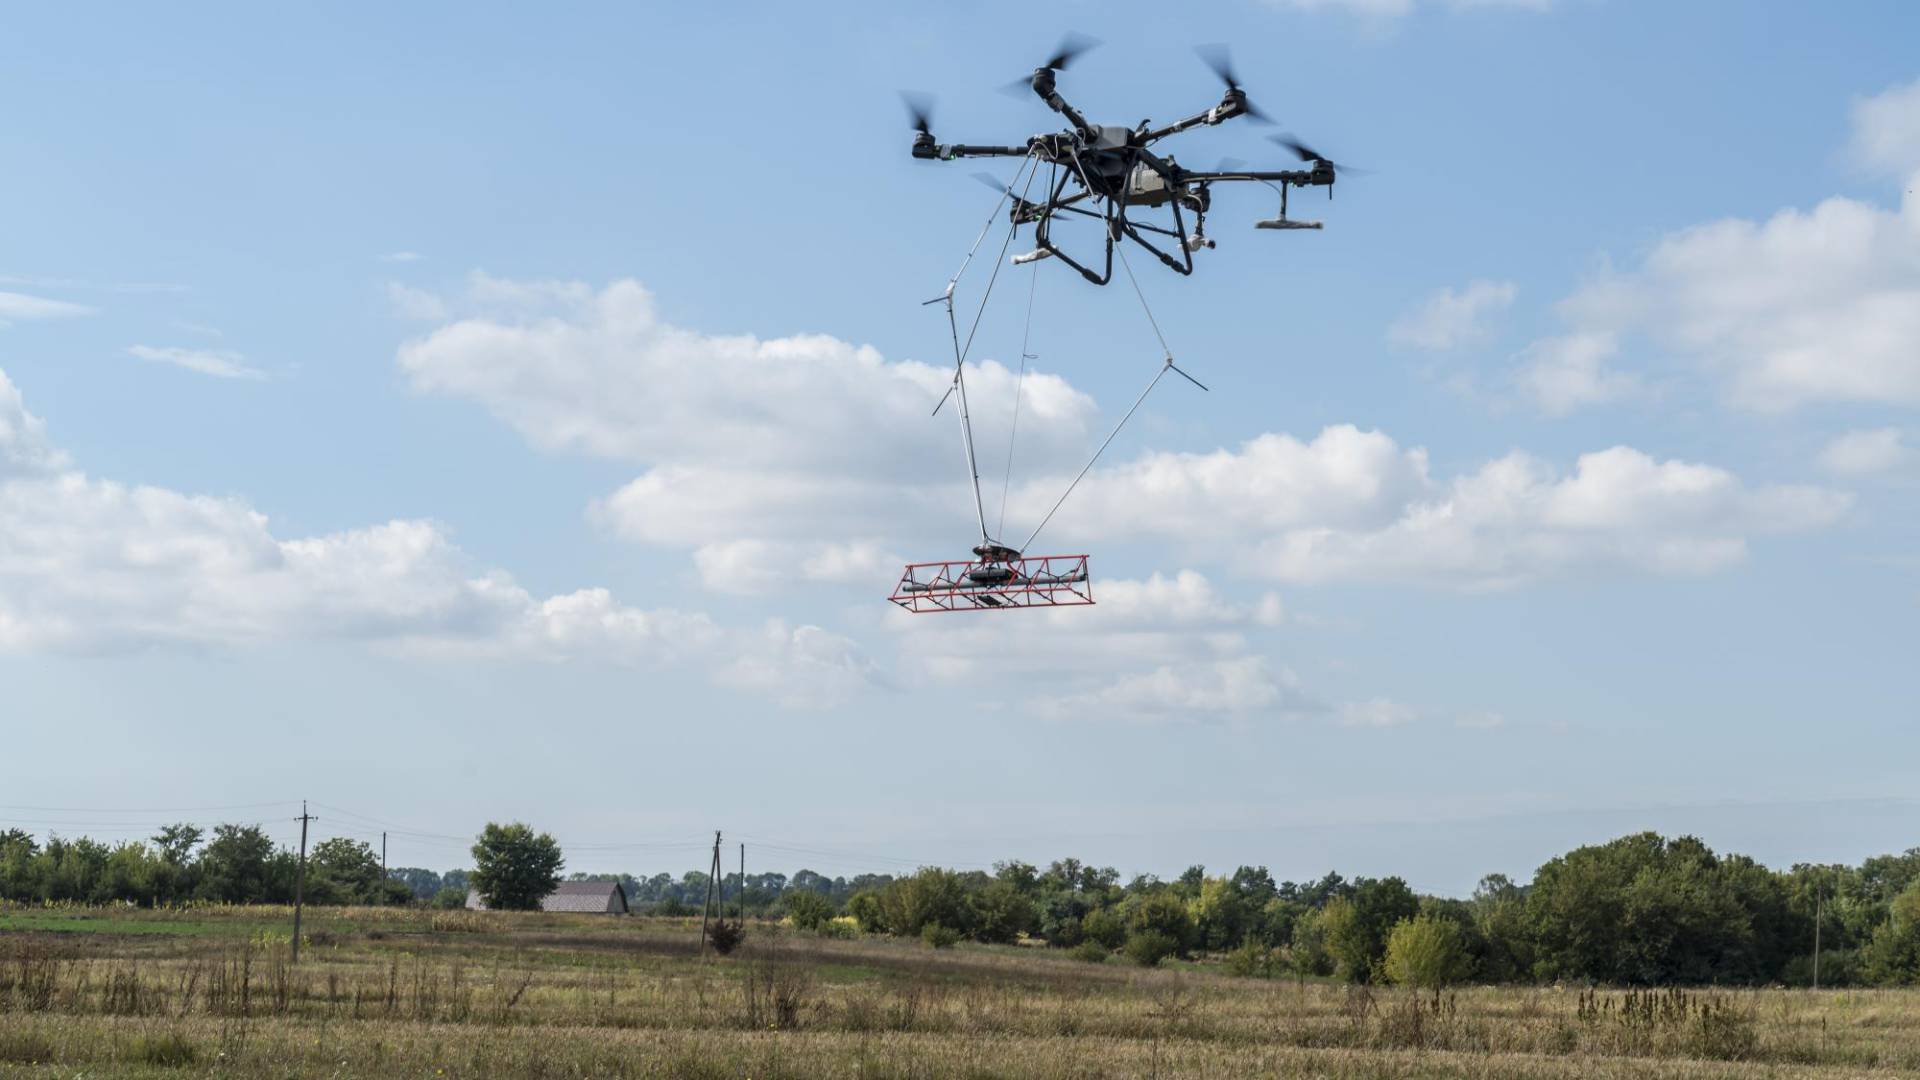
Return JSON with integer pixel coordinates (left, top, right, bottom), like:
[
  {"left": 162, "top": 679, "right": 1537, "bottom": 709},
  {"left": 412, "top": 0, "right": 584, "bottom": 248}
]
[{"left": 2, "top": 904, "right": 1917, "bottom": 1078}]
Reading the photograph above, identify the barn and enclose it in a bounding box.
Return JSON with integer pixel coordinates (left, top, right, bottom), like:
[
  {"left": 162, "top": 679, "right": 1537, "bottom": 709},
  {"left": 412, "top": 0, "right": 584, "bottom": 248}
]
[{"left": 465, "top": 880, "right": 630, "bottom": 914}]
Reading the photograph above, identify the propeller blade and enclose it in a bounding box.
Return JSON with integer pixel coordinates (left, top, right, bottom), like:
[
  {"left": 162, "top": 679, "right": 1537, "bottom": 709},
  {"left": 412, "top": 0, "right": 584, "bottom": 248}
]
[
  {"left": 1195, "top": 44, "right": 1276, "bottom": 125},
  {"left": 1271, "top": 134, "right": 1321, "bottom": 163},
  {"left": 1214, "top": 156, "right": 1248, "bottom": 174},
  {"left": 1269, "top": 134, "right": 1373, "bottom": 175},
  {"left": 900, "top": 91, "right": 936, "bottom": 136},
  {"left": 1045, "top": 31, "right": 1101, "bottom": 71},
  {"left": 970, "top": 171, "right": 1013, "bottom": 195},
  {"left": 1194, "top": 43, "right": 1240, "bottom": 89}
]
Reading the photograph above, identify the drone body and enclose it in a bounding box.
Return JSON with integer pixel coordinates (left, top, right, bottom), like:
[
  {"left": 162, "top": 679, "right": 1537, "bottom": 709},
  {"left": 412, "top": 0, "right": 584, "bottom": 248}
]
[{"left": 906, "top": 39, "right": 1350, "bottom": 285}]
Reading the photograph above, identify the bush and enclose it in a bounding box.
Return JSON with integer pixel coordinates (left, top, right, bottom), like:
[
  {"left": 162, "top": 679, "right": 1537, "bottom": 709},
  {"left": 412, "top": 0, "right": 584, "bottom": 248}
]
[
  {"left": 846, "top": 891, "right": 885, "bottom": 934},
  {"left": 816, "top": 916, "right": 859, "bottom": 940},
  {"left": 1384, "top": 914, "right": 1473, "bottom": 988},
  {"left": 708, "top": 919, "right": 746, "bottom": 956},
  {"left": 432, "top": 886, "right": 467, "bottom": 910},
  {"left": 1126, "top": 892, "right": 1196, "bottom": 957},
  {"left": 1225, "top": 941, "right": 1281, "bottom": 978},
  {"left": 921, "top": 922, "right": 961, "bottom": 949},
  {"left": 1082, "top": 907, "right": 1127, "bottom": 949},
  {"left": 1069, "top": 941, "right": 1111, "bottom": 964},
  {"left": 783, "top": 890, "right": 835, "bottom": 933},
  {"left": 1124, "top": 930, "right": 1178, "bottom": 968}
]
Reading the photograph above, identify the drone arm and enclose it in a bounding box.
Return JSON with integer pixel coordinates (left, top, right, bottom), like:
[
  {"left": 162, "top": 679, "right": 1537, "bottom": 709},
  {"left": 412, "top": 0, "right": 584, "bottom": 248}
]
[
  {"left": 1029, "top": 68, "right": 1093, "bottom": 136},
  {"left": 913, "top": 138, "right": 1033, "bottom": 161},
  {"left": 1140, "top": 89, "right": 1253, "bottom": 145}
]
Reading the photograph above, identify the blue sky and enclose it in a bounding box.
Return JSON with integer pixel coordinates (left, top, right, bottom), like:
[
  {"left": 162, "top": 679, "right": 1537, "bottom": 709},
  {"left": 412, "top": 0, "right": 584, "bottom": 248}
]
[{"left": 2, "top": 0, "right": 1917, "bottom": 895}]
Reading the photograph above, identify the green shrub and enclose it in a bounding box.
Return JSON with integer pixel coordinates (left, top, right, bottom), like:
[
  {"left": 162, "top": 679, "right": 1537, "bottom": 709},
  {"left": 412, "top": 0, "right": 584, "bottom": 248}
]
[
  {"left": 432, "top": 886, "right": 467, "bottom": 910},
  {"left": 1082, "top": 907, "right": 1126, "bottom": 949},
  {"left": 1124, "top": 930, "right": 1177, "bottom": 968},
  {"left": 1225, "top": 941, "right": 1281, "bottom": 978},
  {"left": 1069, "top": 941, "right": 1110, "bottom": 964},
  {"left": 783, "top": 890, "right": 835, "bottom": 932},
  {"left": 1383, "top": 914, "right": 1472, "bottom": 988},
  {"left": 816, "top": 916, "right": 858, "bottom": 940},
  {"left": 921, "top": 922, "right": 961, "bottom": 949}
]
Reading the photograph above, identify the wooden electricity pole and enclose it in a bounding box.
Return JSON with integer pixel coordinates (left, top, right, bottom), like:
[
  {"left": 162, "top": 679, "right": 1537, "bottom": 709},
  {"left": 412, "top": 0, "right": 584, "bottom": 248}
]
[
  {"left": 380, "top": 831, "right": 388, "bottom": 902},
  {"left": 698, "top": 830, "right": 721, "bottom": 958},
  {"left": 739, "top": 842, "right": 746, "bottom": 921},
  {"left": 291, "top": 802, "right": 314, "bottom": 963}
]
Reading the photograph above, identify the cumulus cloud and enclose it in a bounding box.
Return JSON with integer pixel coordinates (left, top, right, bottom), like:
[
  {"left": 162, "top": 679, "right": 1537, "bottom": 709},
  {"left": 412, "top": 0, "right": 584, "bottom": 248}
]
[
  {"left": 0, "top": 372, "right": 69, "bottom": 479},
  {"left": 1389, "top": 280, "right": 1516, "bottom": 349},
  {"left": 1513, "top": 332, "right": 1638, "bottom": 414},
  {"left": 127, "top": 345, "right": 267, "bottom": 381},
  {"left": 0, "top": 366, "right": 874, "bottom": 705},
  {"left": 0, "top": 291, "right": 95, "bottom": 324},
  {"left": 1851, "top": 78, "right": 1920, "bottom": 176},
  {"left": 1524, "top": 79, "right": 1920, "bottom": 411},
  {"left": 1011, "top": 429, "right": 1848, "bottom": 588},
  {"left": 1818, "top": 428, "right": 1911, "bottom": 476},
  {"left": 399, "top": 273, "right": 1093, "bottom": 582},
  {"left": 395, "top": 276, "right": 1850, "bottom": 594},
  {"left": 890, "top": 569, "right": 1315, "bottom": 722}
]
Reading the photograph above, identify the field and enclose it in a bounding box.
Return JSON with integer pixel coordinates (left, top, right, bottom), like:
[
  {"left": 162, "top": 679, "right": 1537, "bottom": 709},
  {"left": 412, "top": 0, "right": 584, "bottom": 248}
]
[{"left": 2, "top": 906, "right": 1917, "bottom": 1078}]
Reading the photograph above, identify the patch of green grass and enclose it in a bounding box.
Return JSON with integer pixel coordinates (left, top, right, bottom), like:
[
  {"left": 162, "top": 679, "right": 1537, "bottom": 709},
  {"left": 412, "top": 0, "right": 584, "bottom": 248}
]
[{"left": 0, "top": 914, "right": 225, "bottom": 936}]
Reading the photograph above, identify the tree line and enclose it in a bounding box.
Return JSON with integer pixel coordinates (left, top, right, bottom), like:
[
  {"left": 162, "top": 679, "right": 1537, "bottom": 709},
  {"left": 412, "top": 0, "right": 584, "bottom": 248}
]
[{"left": 4, "top": 824, "right": 1917, "bottom": 986}]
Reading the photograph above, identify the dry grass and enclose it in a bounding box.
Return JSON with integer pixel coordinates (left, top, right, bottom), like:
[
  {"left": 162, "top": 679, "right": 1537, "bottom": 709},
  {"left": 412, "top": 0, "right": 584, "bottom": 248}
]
[{"left": 2, "top": 905, "right": 1917, "bottom": 1077}]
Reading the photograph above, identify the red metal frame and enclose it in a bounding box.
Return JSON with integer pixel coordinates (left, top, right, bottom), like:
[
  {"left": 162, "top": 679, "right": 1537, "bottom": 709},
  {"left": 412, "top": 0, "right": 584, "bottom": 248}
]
[{"left": 889, "top": 554, "right": 1095, "bottom": 613}]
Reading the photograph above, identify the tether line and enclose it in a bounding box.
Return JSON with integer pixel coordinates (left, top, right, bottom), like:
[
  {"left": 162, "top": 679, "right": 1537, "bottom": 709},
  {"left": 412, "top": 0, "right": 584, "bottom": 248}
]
[{"left": 1018, "top": 245, "right": 1206, "bottom": 555}]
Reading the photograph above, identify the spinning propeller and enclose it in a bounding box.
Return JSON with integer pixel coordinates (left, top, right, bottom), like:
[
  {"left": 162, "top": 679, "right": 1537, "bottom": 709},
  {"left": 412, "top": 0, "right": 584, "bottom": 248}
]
[
  {"left": 1270, "top": 134, "right": 1370, "bottom": 175},
  {"left": 1001, "top": 32, "right": 1101, "bottom": 96},
  {"left": 901, "top": 91, "right": 937, "bottom": 137},
  {"left": 1194, "top": 44, "right": 1274, "bottom": 124}
]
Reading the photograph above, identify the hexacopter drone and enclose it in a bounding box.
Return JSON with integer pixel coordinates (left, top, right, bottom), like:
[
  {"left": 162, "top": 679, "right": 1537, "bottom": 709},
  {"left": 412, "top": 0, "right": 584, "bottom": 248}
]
[
  {"left": 889, "top": 37, "right": 1357, "bottom": 614},
  {"left": 903, "top": 35, "right": 1354, "bottom": 286}
]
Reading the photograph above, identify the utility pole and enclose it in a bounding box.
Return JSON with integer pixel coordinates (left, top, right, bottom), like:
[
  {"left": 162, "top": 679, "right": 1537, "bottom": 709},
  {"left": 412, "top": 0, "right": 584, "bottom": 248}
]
[
  {"left": 291, "top": 802, "right": 314, "bottom": 963},
  {"left": 381, "top": 831, "right": 388, "bottom": 902},
  {"left": 698, "top": 830, "right": 721, "bottom": 959},
  {"left": 739, "top": 842, "right": 746, "bottom": 922}
]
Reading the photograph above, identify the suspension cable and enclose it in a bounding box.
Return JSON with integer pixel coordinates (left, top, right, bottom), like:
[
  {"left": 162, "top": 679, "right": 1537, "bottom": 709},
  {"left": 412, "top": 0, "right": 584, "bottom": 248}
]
[
  {"left": 929, "top": 153, "right": 1040, "bottom": 547},
  {"left": 1019, "top": 245, "right": 1206, "bottom": 555},
  {"left": 996, "top": 261, "right": 1039, "bottom": 541}
]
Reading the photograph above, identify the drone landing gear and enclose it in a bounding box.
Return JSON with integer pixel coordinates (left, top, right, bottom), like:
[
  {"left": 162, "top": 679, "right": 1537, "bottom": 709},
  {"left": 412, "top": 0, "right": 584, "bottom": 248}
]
[{"left": 890, "top": 552, "right": 1094, "bottom": 613}]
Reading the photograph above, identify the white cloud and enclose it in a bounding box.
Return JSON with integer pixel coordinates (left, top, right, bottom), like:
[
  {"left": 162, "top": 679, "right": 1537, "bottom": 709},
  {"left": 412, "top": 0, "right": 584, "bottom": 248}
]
[
  {"left": 720, "top": 620, "right": 884, "bottom": 710},
  {"left": 398, "top": 274, "right": 1092, "bottom": 473},
  {"left": 1014, "top": 431, "right": 1849, "bottom": 588},
  {"left": 378, "top": 251, "right": 426, "bottom": 263},
  {"left": 0, "top": 371, "right": 70, "bottom": 479},
  {"left": 1035, "top": 657, "right": 1317, "bottom": 722},
  {"left": 1818, "top": 427, "right": 1911, "bottom": 476},
  {"left": 1851, "top": 78, "right": 1920, "bottom": 176},
  {"left": 399, "top": 276, "right": 1847, "bottom": 594},
  {"left": 1528, "top": 79, "right": 1920, "bottom": 411},
  {"left": 887, "top": 568, "right": 1315, "bottom": 723},
  {"left": 1340, "top": 697, "right": 1417, "bottom": 728},
  {"left": 387, "top": 282, "right": 449, "bottom": 322},
  {"left": 1514, "top": 331, "right": 1638, "bottom": 414},
  {"left": 127, "top": 345, "right": 267, "bottom": 381},
  {"left": 1389, "top": 280, "right": 1516, "bottom": 349},
  {"left": 402, "top": 274, "right": 1093, "bottom": 583},
  {"left": 0, "top": 291, "right": 95, "bottom": 324},
  {"left": 1456, "top": 710, "right": 1507, "bottom": 729},
  {"left": 0, "top": 366, "right": 874, "bottom": 706}
]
